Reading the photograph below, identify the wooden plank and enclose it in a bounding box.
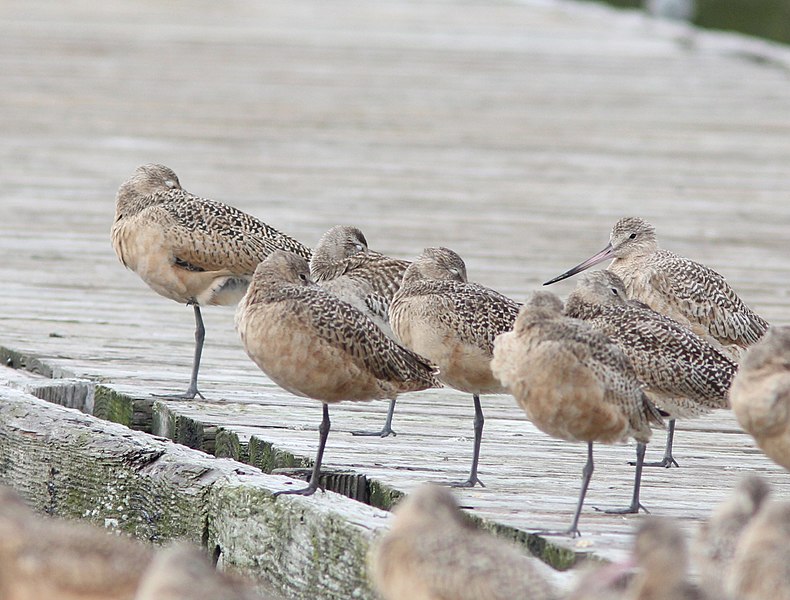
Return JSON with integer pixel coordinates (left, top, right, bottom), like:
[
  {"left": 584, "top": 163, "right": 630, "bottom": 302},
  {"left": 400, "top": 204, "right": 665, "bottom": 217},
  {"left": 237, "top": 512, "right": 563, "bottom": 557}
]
[
  {"left": 0, "top": 383, "right": 389, "bottom": 599},
  {"left": 1, "top": 0, "right": 790, "bottom": 590}
]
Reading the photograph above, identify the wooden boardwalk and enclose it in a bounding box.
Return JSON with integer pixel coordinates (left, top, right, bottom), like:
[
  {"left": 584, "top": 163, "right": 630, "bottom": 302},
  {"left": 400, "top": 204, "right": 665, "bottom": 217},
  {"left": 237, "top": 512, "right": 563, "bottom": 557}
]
[{"left": 2, "top": 0, "right": 790, "bottom": 584}]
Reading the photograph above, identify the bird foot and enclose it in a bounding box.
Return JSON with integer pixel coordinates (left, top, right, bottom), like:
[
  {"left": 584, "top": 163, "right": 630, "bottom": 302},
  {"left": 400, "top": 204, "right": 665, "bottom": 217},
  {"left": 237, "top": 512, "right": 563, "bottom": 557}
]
[
  {"left": 152, "top": 388, "right": 205, "bottom": 400},
  {"left": 445, "top": 476, "right": 486, "bottom": 489},
  {"left": 593, "top": 502, "right": 649, "bottom": 515},
  {"left": 350, "top": 427, "right": 397, "bottom": 438},
  {"left": 272, "top": 485, "right": 322, "bottom": 498},
  {"left": 640, "top": 456, "right": 680, "bottom": 468}
]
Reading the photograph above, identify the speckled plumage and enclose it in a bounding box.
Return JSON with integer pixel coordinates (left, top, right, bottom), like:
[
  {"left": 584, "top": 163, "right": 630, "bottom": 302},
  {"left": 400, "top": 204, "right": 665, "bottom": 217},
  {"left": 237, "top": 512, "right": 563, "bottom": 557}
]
[
  {"left": 112, "top": 164, "right": 311, "bottom": 307},
  {"left": 727, "top": 498, "right": 790, "bottom": 600},
  {"left": 494, "top": 291, "right": 662, "bottom": 445},
  {"left": 237, "top": 251, "right": 438, "bottom": 402},
  {"left": 0, "top": 486, "right": 153, "bottom": 600},
  {"left": 565, "top": 271, "right": 737, "bottom": 419},
  {"left": 235, "top": 251, "right": 438, "bottom": 495},
  {"left": 111, "top": 164, "right": 311, "bottom": 398},
  {"left": 492, "top": 291, "right": 663, "bottom": 535},
  {"left": 311, "top": 225, "right": 410, "bottom": 302},
  {"left": 694, "top": 476, "right": 770, "bottom": 600},
  {"left": 310, "top": 226, "right": 416, "bottom": 436},
  {"left": 369, "top": 484, "right": 560, "bottom": 600},
  {"left": 390, "top": 248, "right": 519, "bottom": 395},
  {"left": 388, "top": 247, "right": 520, "bottom": 486},
  {"left": 730, "top": 326, "right": 790, "bottom": 471},
  {"left": 545, "top": 217, "right": 769, "bottom": 355}
]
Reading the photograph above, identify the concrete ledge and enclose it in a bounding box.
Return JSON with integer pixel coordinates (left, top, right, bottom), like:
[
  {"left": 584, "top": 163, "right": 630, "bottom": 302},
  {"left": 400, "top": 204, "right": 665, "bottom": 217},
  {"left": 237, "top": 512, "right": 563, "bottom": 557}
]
[{"left": 0, "top": 386, "right": 386, "bottom": 599}]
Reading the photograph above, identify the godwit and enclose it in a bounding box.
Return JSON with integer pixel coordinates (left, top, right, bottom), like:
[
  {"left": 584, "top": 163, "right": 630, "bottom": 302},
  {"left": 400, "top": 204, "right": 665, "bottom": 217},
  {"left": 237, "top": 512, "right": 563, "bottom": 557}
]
[
  {"left": 564, "top": 270, "right": 737, "bottom": 467},
  {"left": 111, "top": 164, "right": 311, "bottom": 399},
  {"left": 235, "top": 251, "right": 438, "bottom": 496},
  {"left": 0, "top": 486, "right": 153, "bottom": 600},
  {"left": 727, "top": 498, "right": 790, "bottom": 600},
  {"left": 693, "top": 476, "right": 770, "bottom": 600},
  {"left": 388, "top": 247, "right": 521, "bottom": 487},
  {"left": 544, "top": 217, "right": 769, "bottom": 358},
  {"left": 135, "top": 543, "right": 262, "bottom": 600},
  {"left": 729, "top": 326, "right": 790, "bottom": 471},
  {"left": 311, "top": 225, "right": 412, "bottom": 437},
  {"left": 369, "top": 484, "right": 560, "bottom": 600},
  {"left": 491, "top": 291, "right": 663, "bottom": 537},
  {"left": 627, "top": 517, "right": 704, "bottom": 600}
]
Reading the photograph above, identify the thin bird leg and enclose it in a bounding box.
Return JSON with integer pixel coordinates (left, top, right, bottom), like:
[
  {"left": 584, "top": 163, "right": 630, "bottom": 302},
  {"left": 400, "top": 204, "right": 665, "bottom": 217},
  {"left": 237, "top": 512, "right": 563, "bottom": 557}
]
[
  {"left": 350, "top": 398, "right": 397, "bottom": 438},
  {"left": 600, "top": 442, "right": 649, "bottom": 515},
  {"left": 275, "top": 403, "right": 331, "bottom": 497},
  {"left": 644, "top": 419, "right": 679, "bottom": 468},
  {"left": 450, "top": 395, "right": 486, "bottom": 488},
  {"left": 153, "top": 303, "right": 206, "bottom": 400},
  {"left": 535, "top": 441, "right": 594, "bottom": 538}
]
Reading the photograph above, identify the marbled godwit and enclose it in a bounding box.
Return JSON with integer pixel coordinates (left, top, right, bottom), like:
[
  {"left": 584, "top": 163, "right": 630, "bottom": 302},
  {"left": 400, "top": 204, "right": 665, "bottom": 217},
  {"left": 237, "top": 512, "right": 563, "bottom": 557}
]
[
  {"left": 693, "top": 476, "right": 770, "bottom": 600},
  {"left": 544, "top": 217, "right": 769, "bottom": 358},
  {"left": 388, "top": 247, "right": 520, "bottom": 487},
  {"left": 111, "top": 164, "right": 311, "bottom": 399},
  {"left": 235, "top": 251, "right": 438, "bottom": 496},
  {"left": 727, "top": 498, "right": 790, "bottom": 600},
  {"left": 134, "top": 543, "right": 262, "bottom": 600},
  {"left": 369, "top": 484, "right": 560, "bottom": 600},
  {"left": 729, "top": 326, "right": 790, "bottom": 471},
  {"left": 311, "top": 225, "right": 412, "bottom": 437},
  {"left": 565, "top": 270, "right": 737, "bottom": 467},
  {"left": 0, "top": 486, "right": 153, "bottom": 600},
  {"left": 627, "top": 517, "right": 704, "bottom": 600},
  {"left": 491, "top": 292, "right": 663, "bottom": 536}
]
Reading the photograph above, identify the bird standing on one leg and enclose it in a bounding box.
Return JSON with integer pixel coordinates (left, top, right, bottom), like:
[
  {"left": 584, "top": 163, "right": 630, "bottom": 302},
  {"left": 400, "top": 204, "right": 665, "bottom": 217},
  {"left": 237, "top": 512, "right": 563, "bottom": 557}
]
[
  {"left": 111, "top": 164, "right": 311, "bottom": 399},
  {"left": 389, "top": 247, "right": 521, "bottom": 488},
  {"left": 235, "top": 251, "right": 438, "bottom": 497},
  {"left": 310, "top": 225, "right": 412, "bottom": 437},
  {"left": 492, "top": 291, "right": 663, "bottom": 537},
  {"left": 564, "top": 270, "right": 736, "bottom": 467}
]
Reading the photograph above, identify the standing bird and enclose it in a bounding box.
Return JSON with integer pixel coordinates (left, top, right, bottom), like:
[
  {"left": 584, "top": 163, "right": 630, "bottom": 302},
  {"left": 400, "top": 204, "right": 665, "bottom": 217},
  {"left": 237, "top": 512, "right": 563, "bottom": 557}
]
[
  {"left": 727, "top": 498, "right": 790, "bottom": 600},
  {"left": 730, "top": 326, "right": 790, "bottom": 471},
  {"left": 564, "top": 270, "right": 737, "bottom": 467},
  {"left": 544, "top": 217, "right": 769, "bottom": 359},
  {"left": 235, "top": 251, "right": 438, "bottom": 497},
  {"left": 0, "top": 486, "right": 153, "bottom": 600},
  {"left": 389, "top": 247, "right": 521, "bottom": 488},
  {"left": 111, "top": 163, "right": 311, "bottom": 399},
  {"left": 693, "top": 476, "right": 770, "bottom": 600},
  {"left": 369, "top": 484, "right": 560, "bottom": 600},
  {"left": 310, "top": 225, "right": 412, "bottom": 437},
  {"left": 492, "top": 292, "right": 663, "bottom": 537}
]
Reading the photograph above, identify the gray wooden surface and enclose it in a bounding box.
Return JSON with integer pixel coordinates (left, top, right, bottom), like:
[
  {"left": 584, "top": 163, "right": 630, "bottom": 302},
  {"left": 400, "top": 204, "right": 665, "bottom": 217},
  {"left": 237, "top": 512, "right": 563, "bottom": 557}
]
[{"left": 1, "top": 0, "right": 789, "bottom": 575}]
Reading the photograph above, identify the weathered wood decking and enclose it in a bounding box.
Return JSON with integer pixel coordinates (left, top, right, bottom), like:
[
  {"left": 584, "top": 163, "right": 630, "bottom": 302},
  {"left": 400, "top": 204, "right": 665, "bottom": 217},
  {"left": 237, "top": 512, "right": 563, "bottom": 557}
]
[{"left": 2, "top": 0, "right": 790, "bottom": 595}]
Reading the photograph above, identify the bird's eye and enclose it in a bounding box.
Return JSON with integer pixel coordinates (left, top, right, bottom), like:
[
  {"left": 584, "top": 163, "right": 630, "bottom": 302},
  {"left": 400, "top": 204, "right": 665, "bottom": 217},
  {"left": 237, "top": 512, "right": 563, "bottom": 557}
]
[
  {"left": 299, "top": 273, "right": 308, "bottom": 282},
  {"left": 611, "top": 287, "right": 619, "bottom": 296},
  {"left": 629, "top": 233, "right": 637, "bottom": 240}
]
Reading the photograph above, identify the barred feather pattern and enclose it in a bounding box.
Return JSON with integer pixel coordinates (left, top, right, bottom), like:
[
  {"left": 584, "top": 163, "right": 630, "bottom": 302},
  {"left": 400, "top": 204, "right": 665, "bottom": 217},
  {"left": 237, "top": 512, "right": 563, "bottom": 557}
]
[
  {"left": 606, "top": 217, "right": 768, "bottom": 350},
  {"left": 492, "top": 292, "right": 663, "bottom": 445},
  {"left": 237, "top": 251, "right": 439, "bottom": 400},
  {"left": 565, "top": 271, "right": 737, "bottom": 418}
]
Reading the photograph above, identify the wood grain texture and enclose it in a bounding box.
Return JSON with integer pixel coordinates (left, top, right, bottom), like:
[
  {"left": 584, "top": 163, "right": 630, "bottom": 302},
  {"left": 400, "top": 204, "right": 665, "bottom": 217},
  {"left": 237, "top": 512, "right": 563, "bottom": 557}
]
[{"left": 1, "top": 0, "right": 790, "bottom": 590}]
